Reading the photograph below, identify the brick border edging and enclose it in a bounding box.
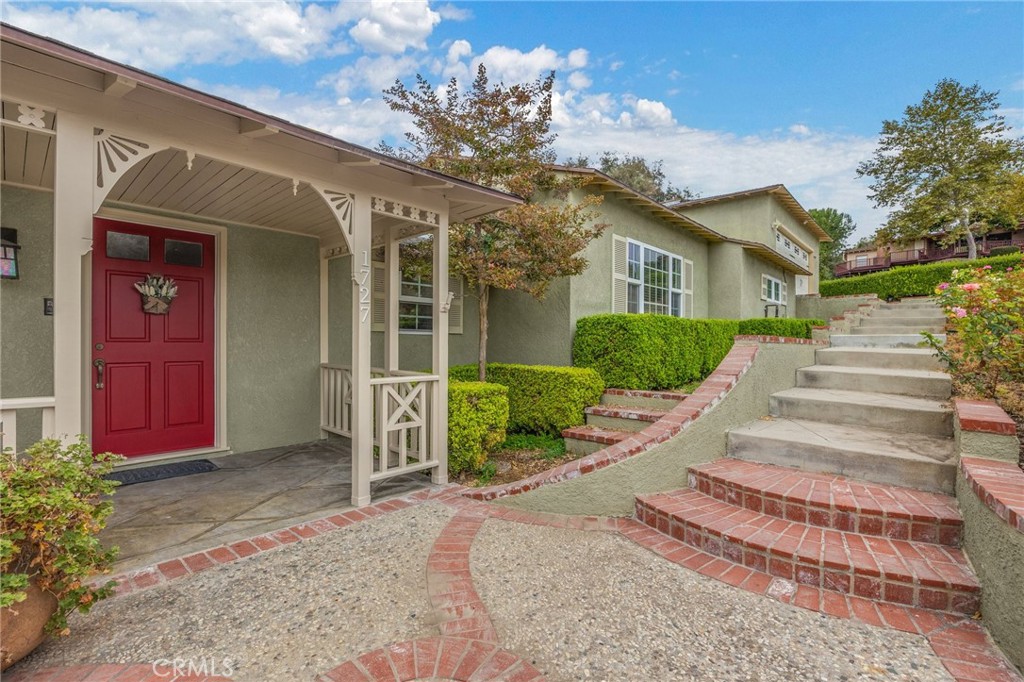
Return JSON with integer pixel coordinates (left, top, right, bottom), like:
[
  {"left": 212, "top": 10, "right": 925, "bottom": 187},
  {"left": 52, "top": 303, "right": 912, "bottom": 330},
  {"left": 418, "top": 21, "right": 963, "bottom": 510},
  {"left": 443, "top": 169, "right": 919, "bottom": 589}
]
[
  {"left": 960, "top": 457, "right": 1024, "bottom": 535},
  {"left": 459, "top": 342, "right": 760, "bottom": 501},
  {"left": 954, "top": 398, "right": 1017, "bottom": 436}
]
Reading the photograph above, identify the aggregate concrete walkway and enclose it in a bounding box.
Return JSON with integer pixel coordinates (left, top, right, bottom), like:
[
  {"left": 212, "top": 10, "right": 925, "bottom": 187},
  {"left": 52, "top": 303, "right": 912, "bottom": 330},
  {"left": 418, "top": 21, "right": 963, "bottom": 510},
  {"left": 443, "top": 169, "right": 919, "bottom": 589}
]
[{"left": 8, "top": 488, "right": 1021, "bottom": 682}]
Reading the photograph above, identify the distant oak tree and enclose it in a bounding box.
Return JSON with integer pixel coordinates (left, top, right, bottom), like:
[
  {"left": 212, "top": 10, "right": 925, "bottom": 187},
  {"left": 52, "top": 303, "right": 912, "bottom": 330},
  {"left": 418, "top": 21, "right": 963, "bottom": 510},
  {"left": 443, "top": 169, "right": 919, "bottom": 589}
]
[
  {"left": 380, "top": 65, "right": 605, "bottom": 380},
  {"left": 857, "top": 78, "right": 1024, "bottom": 259},
  {"left": 565, "top": 151, "right": 698, "bottom": 204},
  {"left": 808, "top": 208, "right": 857, "bottom": 280}
]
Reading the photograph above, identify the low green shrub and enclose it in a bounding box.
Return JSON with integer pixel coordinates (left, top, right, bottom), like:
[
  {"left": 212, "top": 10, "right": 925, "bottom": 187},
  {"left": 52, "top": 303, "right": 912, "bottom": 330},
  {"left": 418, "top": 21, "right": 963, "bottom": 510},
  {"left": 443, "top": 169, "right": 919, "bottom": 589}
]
[
  {"left": 738, "top": 317, "right": 826, "bottom": 339},
  {"left": 448, "top": 381, "right": 508, "bottom": 476},
  {"left": 449, "top": 364, "right": 604, "bottom": 436},
  {"left": 573, "top": 314, "right": 738, "bottom": 390},
  {"left": 989, "top": 245, "right": 1021, "bottom": 257},
  {"left": 820, "top": 253, "right": 1023, "bottom": 298}
]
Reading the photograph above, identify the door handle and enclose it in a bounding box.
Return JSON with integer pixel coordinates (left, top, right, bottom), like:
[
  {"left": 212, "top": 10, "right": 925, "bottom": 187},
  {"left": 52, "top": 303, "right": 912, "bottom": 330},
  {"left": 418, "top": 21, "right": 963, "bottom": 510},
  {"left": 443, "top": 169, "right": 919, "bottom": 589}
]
[{"left": 93, "top": 359, "right": 105, "bottom": 390}]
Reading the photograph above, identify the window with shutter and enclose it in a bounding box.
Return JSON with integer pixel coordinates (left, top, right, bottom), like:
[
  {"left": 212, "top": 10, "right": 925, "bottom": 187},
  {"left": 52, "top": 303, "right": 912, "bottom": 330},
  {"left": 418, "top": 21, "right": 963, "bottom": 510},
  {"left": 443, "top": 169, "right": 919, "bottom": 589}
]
[
  {"left": 762, "top": 274, "right": 784, "bottom": 304},
  {"left": 683, "top": 259, "right": 694, "bottom": 318},
  {"left": 612, "top": 235, "right": 629, "bottom": 313},
  {"left": 369, "top": 254, "right": 464, "bottom": 335}
]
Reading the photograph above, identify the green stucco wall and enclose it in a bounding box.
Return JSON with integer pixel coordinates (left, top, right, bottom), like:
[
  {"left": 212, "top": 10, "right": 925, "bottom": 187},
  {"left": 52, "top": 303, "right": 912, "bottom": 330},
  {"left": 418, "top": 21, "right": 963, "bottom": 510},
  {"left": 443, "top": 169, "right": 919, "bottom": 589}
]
[
  {"left": 795, "top": 294, "right": 877, "bottom": 321},
  {"left": 493, "top": 342, "right": 817, "bottom": 516},
  {"left": 0, "top": 187, "right": 55, "bottom": 451},
  {"left": 956, "top": 471, "right": 1024, "bottom": 671},
  {"left": 766, "top": 197, "right": 821, "bottom": 295},
  {"left": 226, "top": 227, "right": 320, "bottom": 452},
  {"left": 327, "top": 256, "right": 479, "bottom": 372},
  {"left": 707, "top": 244, "right": 796, "bottom": 320},
  {"left": 487, "top": 278, "right": 573, "bottom": 366}
]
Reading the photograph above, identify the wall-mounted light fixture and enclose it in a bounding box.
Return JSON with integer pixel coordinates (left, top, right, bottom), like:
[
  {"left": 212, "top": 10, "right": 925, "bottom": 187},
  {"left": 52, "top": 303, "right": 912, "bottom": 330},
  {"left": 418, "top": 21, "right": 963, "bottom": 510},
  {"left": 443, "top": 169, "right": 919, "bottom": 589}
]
[{"left": 0, "top": 228, "right": 20, "bottom": 280}]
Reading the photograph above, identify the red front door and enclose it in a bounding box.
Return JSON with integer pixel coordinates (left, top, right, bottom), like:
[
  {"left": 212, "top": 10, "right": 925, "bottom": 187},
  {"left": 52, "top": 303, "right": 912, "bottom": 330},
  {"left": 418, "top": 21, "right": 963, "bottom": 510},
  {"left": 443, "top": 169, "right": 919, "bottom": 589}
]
[{"left": 92, "top": 218, "right": 216, "bottom": 457}]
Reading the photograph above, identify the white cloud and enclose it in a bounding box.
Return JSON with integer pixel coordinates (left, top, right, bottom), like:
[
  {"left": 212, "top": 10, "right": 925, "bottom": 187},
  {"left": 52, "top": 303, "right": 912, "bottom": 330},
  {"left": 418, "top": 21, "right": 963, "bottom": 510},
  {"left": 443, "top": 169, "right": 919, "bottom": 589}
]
[
  {"left": 567, "top": 71, "right": 592, "bottom": 91},
  {"left": 322, "top": 54, "right": 423, "bottom": 98},
  {"left": 609, "top": 60, "right": 624, "bottom": 72},
  {"left": 789, "top": 124, "right": 812, "bottom": 136},
  {"left": 436, "top": 3, "right": 471, "bottom": 21},
  {"left": 1, "top": 1, "right": 349, "bottom": 69},
  {"left": 345, "top": 0, "right": 440, "bottom": 54},
  {"left": 567, "top": 48, "right": 589, "bottom": 70},
  {"left": 632, "top": 98, "right": 676, "bottom": 128},
  {"left": 471, "top": 45, "right": 561, "bottom": 84}
]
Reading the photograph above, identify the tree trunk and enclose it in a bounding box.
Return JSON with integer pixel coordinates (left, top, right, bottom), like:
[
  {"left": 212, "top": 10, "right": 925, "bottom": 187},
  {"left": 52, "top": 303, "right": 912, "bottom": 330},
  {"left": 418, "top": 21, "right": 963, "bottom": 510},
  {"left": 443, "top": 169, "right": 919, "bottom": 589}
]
[
  {"left": 477, "top": 282, "right": 489, "bottom": 382},
  {"left": 965, "top": 229, "right": 978, "bottom": 260}
]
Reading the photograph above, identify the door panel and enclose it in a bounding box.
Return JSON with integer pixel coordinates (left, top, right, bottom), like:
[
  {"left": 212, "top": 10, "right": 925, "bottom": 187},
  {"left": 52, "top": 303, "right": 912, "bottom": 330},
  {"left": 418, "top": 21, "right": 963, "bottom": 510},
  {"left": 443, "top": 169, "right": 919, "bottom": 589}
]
[{"left": 92, "top": 218, "right": 216, "bottom": 457}]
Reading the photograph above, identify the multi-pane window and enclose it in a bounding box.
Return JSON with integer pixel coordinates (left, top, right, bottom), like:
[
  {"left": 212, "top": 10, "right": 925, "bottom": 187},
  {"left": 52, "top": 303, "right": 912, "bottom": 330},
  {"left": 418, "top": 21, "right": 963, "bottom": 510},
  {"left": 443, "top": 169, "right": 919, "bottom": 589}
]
[
  {"left": 625, "top": 239, "right": 685, "bottom": 317},
  {"left": 775, "top": 231, "right": 809, "bottom": 264},
  {"left": 761, "top": 274, "right": 786, "bottom": 304},
  {"left": 399, "top": 273, "right": 433, "bottom": 332}
]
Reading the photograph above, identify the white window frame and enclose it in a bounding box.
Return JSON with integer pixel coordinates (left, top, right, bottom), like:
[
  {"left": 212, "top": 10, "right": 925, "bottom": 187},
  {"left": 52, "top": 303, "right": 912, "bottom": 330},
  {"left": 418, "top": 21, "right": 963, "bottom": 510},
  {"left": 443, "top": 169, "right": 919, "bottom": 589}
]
[
  {"left": 622, "top": 238, "right": 686, "bottom": 317},
  {"left": 761, "top": 274, "right": 787, "bottom": 304},
  {"left": 398, "top": 272, "right": 434, "bottom": 334}
]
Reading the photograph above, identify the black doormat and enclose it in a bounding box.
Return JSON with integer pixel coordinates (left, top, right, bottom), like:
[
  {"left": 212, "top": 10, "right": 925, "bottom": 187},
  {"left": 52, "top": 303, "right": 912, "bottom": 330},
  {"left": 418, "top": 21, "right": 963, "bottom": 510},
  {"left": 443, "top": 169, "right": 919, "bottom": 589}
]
[{"left": 107, "top": 459, "right": 219, "bottom": 487}]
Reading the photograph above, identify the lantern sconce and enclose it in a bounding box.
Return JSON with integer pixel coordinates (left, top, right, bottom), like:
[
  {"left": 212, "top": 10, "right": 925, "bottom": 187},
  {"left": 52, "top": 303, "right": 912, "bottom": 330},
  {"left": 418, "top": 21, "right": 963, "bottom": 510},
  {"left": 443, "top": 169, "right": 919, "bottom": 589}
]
[{"left": 0, "top": 228, "right": 20, "bottom": 280}]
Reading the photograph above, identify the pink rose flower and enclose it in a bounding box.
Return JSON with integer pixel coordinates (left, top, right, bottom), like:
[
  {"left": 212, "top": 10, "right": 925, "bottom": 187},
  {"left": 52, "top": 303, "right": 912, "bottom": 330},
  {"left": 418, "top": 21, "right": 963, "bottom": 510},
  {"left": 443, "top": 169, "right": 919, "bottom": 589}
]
[
  {"left": 982, "top": 265, "right": 992, "bottom": 270},
  {"left": 952, "top": 307, "right": 968, "bottom": 318},
  {"left": 937, "top": 282, "right": 950, "bottom": 291},
  {"left": 961, "top": 283, "right": 982, "bottom": 291}
]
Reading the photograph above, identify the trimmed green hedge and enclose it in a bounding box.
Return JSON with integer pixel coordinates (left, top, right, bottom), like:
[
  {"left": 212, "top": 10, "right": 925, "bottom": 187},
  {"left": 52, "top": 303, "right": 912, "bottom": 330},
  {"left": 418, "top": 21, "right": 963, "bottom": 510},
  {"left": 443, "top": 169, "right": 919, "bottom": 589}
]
[
  {"left": 573, "top": 315, "right": 739, "bottom": 390},
  {"left": 448, "top": 381, "right": 508, "bottom": 475},
  {"left": 989, "top": 245, "right": 1021, "bottom": 257},
  {"left": 738, "top": 317, "right": 826, "bottom": 339},
  {"left": 820, "top": 254, "right": 1023, "bottom": 299},
  {"left": 449, "top": 363, "right": 604, "bottom": 436}
]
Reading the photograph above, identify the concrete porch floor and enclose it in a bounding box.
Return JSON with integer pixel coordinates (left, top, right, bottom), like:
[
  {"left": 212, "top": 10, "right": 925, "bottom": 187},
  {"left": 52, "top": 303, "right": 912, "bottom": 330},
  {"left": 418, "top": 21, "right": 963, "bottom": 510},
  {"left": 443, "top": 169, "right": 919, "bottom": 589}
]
[{"left": 102, "top": 439, "right": 432, "bottom": 573}]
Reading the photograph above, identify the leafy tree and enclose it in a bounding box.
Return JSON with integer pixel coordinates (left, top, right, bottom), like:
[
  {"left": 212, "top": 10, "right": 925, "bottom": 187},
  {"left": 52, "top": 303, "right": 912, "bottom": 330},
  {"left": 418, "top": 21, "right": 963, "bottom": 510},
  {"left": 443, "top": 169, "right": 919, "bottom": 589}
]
[
  {"left": 857, "top": 78, "right": 1024, "bottom": 259},
  {"left": 381, "top": 65, "right": 605, "bottom": 380},
  {"left": 566, "top": 151, "right": 697, "bottom": 203},
  {"left": 808, "top": 208, "right": 857, "bottom": 280}
]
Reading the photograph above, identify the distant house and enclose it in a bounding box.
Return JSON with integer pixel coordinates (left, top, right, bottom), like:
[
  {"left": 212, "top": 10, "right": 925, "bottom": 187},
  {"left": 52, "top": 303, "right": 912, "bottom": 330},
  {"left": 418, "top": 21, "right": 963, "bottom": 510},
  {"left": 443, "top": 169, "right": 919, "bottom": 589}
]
[
  {"left": 835, "top": 226, "right": 1024, "bottom": 277},
  {"left": 470, "top": 171, "right": 830, "bottom": 366}
]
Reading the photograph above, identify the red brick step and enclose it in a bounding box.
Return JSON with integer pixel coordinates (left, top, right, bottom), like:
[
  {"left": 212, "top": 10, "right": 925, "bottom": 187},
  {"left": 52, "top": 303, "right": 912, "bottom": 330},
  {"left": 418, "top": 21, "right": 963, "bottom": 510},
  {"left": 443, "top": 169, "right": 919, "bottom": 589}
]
[
  {"left": 688, "top": 459, "right": 962, "bottom": 546},
  {"left": 635, "top": 487, "right": 980, "bottom": 615},
  {"left": 585, "top": 405, "right": 667, "bottom": 422},
  {"left": 561, "top": 426, "right": 631, "bottom": 446}
]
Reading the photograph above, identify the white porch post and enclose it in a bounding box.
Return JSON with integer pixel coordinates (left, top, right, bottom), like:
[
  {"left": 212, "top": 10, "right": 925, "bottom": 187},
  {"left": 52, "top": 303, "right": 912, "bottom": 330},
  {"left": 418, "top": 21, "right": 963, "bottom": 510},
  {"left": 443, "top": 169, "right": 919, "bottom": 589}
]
[
  {"left": 431, "top": 211, "right": 450, "bottom": 485},
  {"left": 350, "top": 195, "right": 374, "bottom": 506},
  {"left": 52, "top": 112, "right": 94, "bottom": 440},
  {"left": 383, "top": 229, "right": 400, "bottom": 373}
]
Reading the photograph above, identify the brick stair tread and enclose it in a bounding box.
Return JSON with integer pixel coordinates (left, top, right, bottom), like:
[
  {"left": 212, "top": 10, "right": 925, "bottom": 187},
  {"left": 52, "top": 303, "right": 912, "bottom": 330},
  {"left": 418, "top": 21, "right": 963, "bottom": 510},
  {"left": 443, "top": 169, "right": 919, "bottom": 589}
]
[
  {"left": 690, "top": 459, "right": 962, "bottom": 529},
  {"left": 561, "top": 426, "right": 632, "bottom": 444},
  {"left": 585, "top": 405, "right": 668, "bottom": 422},
  {"left": 636, "top": 488, "right": 979, "bottom": 594},
  {"left": 603, "top": 388, "right": 689, "bottom": 401}
]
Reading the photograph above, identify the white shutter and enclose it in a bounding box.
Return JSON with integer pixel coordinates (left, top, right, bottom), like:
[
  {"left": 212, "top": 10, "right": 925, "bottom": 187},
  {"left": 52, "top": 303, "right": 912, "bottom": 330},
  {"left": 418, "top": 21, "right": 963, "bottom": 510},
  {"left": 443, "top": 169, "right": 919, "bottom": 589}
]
[
  {"left": 448, "top": 275, "right": 464, "bottom": 334},
  {"left": 612, "top": 235, "right": 629, "bottom": 313},
  {"left": 760, "top": 275, "right": 769, "bottom": 301},
  {"left": 371, "top": 262, "right": 386, "bottom": 332},
  {"left": 684, "top": 259, "right": 694, "bottom": 318},
  {"left": 781, "top": 280, "right": 788, "bottom": 306}
]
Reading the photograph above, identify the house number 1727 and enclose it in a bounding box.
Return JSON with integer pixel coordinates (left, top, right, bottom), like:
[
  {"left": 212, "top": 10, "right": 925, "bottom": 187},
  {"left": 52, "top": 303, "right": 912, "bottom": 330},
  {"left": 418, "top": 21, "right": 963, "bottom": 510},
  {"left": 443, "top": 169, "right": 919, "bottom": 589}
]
[{"left": 355, "top": 250, "right": 371, "bottom": 324}]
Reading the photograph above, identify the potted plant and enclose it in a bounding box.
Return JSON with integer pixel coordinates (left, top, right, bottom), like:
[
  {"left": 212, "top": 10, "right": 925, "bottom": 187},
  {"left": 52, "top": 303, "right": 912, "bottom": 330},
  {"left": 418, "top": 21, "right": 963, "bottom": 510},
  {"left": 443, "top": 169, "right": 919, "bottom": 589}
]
[{"left": 1, "top": 436, "right": 122, "bottom": 670}]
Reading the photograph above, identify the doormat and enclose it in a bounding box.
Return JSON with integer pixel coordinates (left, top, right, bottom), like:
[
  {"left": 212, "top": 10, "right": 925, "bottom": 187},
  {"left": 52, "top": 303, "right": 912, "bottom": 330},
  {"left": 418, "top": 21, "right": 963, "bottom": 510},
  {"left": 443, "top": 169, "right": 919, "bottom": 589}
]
[{"left": 107, "top": 459, "right": 219, "bottom": 487}]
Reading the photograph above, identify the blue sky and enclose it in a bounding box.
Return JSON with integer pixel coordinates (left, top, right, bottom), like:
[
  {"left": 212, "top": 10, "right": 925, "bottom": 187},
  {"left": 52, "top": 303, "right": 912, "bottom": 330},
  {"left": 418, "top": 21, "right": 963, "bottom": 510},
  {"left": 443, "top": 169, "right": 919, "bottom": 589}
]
[{"left": 4, "top": 1, "right": 1022, "bottom": 241}]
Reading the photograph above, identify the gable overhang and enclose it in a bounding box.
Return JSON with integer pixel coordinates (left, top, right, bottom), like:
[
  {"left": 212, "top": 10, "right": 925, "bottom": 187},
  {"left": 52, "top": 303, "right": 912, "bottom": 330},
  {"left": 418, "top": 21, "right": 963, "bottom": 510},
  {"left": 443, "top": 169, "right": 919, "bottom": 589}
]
[
  {"left": 733, "top": 239, "right": 813, "bottom": 275},
  {"left": 549, "top": 165, "right": 728, "bottom": 243},
  {"left": 0, "top": 23, "right": 521, "bottom": 228},
  {"left": 674, "top": 184, "right": 831, "bottom": 243}
]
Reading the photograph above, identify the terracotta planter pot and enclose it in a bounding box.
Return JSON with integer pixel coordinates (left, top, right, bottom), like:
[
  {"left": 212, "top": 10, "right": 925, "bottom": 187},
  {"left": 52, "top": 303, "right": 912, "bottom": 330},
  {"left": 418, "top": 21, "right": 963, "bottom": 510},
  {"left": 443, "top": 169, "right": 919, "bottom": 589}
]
[{"left": 1, "top": 580, "right": 57, "bottom": 671}]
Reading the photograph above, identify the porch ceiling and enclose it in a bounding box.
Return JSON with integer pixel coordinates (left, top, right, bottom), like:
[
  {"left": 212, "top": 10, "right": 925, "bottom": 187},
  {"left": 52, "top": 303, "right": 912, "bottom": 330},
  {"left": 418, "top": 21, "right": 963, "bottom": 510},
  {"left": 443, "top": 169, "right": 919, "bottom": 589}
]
[{"left": 1, "top": 123, "right": 55, "bottom": 190}]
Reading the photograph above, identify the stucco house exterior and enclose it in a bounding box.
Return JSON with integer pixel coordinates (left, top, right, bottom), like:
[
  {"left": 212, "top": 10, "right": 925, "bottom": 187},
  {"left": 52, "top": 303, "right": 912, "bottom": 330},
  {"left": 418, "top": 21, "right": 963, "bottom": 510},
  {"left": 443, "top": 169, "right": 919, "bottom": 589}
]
[
  {"left": 0, "top": 25, "right": 519, "bottom": 506},
  {"left": 442, "top": 170, "right": 829, "bottom": 367}
]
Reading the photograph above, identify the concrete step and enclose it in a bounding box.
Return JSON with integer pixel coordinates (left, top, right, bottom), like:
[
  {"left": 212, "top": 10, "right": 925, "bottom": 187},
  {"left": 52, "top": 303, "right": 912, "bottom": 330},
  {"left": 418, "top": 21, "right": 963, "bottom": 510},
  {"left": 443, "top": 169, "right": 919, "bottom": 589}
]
[
  {"left": 867, "top": 307, "right": 946, "bottom": 319},
  {"left": 727, "top": 417, "right": 956, "bottom": 493},
  {"left": 768, "top": 387, "right": 953, "bottom": 435},
  {"left": 562, "top": 426, "right": 631, "bottom": 456},
  {"left": 635, "top": 488, "right": 979, "bottom": 614},
  {"left": 850, "top": 324, "right": 945, "bottom": 335},
  {"left": 814, "top": 347, "right": 944, "bottom": 372},
  {"left": 600, "top": 388, "right": 687, "bottom": 410},
  {"left": 858, "top": 315, "right": 947, "bottom": 327},
  {"left": 584, "top": 405, "right": 666, "bottom": 432},
  {"left": 688, "top": 459, "right": 963, "bottom": 546},
  {"left": 830, "top": 333, "right": 945, "bottom": 349},
  {"left": 796, "top": 365, "right": 951, "bottom": 399},
  {"left": 878, "top": 298, "right": 938, "bottom": 310}
]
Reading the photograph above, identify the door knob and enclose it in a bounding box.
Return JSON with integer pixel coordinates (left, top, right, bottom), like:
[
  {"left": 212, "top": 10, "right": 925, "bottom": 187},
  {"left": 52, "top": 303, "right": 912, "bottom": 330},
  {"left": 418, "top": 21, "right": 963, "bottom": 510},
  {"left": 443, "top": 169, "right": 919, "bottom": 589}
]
[{"left": 93, "top": 358, "right": 105, "bottom": 390}]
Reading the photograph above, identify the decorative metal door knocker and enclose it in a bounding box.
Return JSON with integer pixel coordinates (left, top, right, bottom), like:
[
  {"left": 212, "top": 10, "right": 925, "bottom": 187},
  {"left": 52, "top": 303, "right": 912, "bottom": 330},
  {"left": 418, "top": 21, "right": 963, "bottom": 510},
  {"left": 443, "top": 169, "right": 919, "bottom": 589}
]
[{"left": 134, "top": 274, "right": 178, "bottom": 314}]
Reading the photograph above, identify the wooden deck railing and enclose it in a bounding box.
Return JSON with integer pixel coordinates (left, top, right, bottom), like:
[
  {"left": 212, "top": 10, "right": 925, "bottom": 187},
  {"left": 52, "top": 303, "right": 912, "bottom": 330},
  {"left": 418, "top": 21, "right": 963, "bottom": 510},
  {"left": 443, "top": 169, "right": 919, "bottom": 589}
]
[{"left": 0, "top": 396, "right": 56, "bottom": 452}]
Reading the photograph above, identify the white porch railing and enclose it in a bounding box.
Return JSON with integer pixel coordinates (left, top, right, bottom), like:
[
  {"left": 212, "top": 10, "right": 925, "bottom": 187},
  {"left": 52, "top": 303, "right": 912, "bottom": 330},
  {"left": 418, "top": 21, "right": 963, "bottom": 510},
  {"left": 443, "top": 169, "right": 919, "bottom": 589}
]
[
  {"left": 320, "top": 364, "right": 440, "bottom": 481},
  {"left": 0, "top": 397, "right": 57, "bottom": 453}
]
